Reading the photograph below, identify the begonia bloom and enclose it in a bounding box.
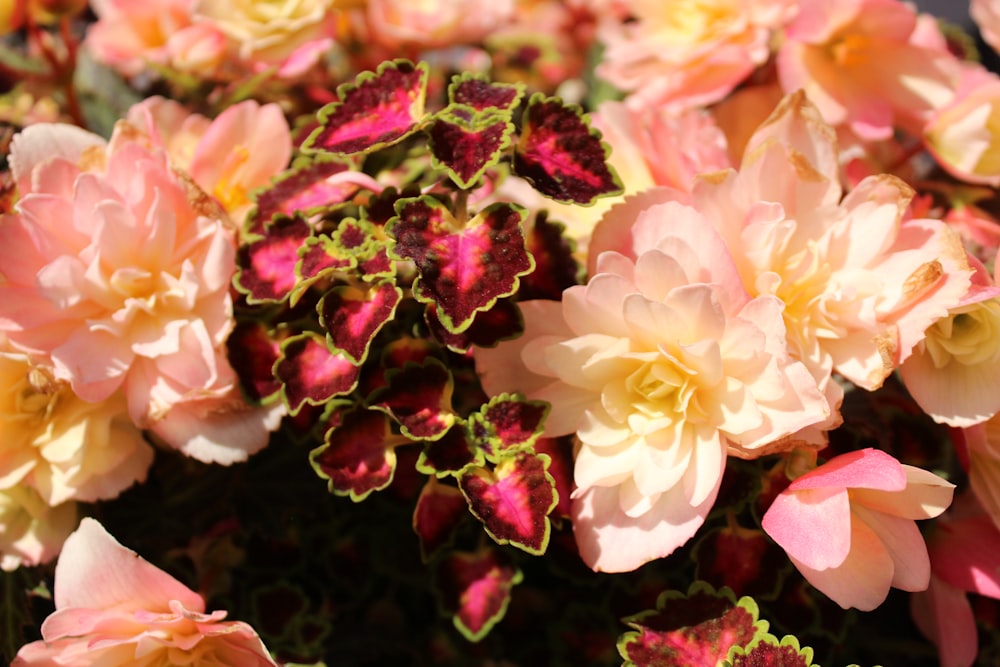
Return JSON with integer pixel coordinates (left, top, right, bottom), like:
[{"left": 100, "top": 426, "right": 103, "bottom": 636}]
[
  {"left": 127, "top": 96, "right": 292, "bottom": 226},
  {"left": 12, "top": 518, "right": 279, "bottom": 666},
  {"left": 192, "top": 0, "right": 338, "bottom": 75},
  {"left": 597, "top": 0, "right": 796, "bottom": 110},
  {"left": 477, "top": 207, "right": 829, "bottom": 573},
  {"left": 911, "top": 493, "right": 1000, "bottom": 667},
  {"left": 591, "top": 91, "right": 972, "bottom": 432},
  {"left": 364, "top": 0, "right": 515, "bottom": 49},
  {"left": 0, "top": 122, "right": 278, "bottom": 464},
  {"left": 924, "top": 66, "right": 1000, "bottom": 188},
  {"left": 777, "top": 0, "right": 960, "bottom": 139},
  {"left": 762, "top": 448, "right": 954, "bottom": 611},
  {"left": 85, "top": 0, "right": 202, "bottom": 77},
  {"left": 900, "top": 257, "right": 1000, "bottom": 427},
  {"left": 0, "top": 486, "right": 76, "bottom": 571},
  {"left": 0, "top": 352, "right": 152, "bottom": 506}
]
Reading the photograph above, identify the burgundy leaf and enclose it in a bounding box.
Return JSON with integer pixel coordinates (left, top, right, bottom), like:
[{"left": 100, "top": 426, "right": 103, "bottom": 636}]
[
  {"left": 427, "top": 110, "right": 514, "bottom": 188},
  {"left": 413, "top": 477, "right": 469, "bottom": 561},
  {"left": 726, "top": 635, "right": 816, "bottom": 667},
  {"left": 448, "top": 74, "right": 523, "bottom": 113},
  {"left": 226, "top": 322, "right": 284, "bottom": 403},
  {"left": 291, "top": 235, "right": 356, "bottom": 305},
  {"left": 519, "top": 211, "right": 581, "bottom": 300},
  {"left": 319, "top": 281, "right": 402, "bottom": 364},
  {"left": 469, "top": 394, "right": 548, "bottom": 461},
  {"left": 304, "top": 59, "right": 429, "bottom": 155},
  {"left": 416, "top": 424, "right": 483, "bottom": 477},
  {"left": 618, "top": 583, "right": 766, "bottom": 667},
  {"left": 533, "top": 437, "right": 574, "bottom": 521},
  {"left": 435, "top": 547, "right": 523, "bottom": 642},
  {"left": 275, "top": 332, "right": 361, "bottom": 415},
  {"left": 249, "top": 157, "right": 353, "bottom": 236},
  {"left": 370, "top": 358, "right": 455, "bottom": 440},
  {"left": 235, "top": 216, "right": 312, "bottom": 303},
  {"left": 389, "top": 196, "right": 533, "bottom": 332},
  {"left": 458, "top": 450, "right": 556, "bottom": 555},
  {"left": 310, "top": 407, "right": 405, "bottom": 501},
  {"left": 514, "top": 93, "right": 622, "bottom": 205},
  {"left": 330, "top": 216, "right": 395, "bottom": 281},
  {"left": 426, "top": 298, "right": 523, "bottom": 353}
]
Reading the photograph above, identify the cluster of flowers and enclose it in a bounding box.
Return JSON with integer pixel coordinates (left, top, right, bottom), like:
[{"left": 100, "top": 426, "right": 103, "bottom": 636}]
[{"left": 4, "top": 0, "right": 1000, "bottom": 665}]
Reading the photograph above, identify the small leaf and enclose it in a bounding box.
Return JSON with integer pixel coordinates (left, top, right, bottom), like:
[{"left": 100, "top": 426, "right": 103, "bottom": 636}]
[
  {"left": 310, "top": 407, "right": 405, "bottom": 501},
  {"left": 448, "top": 74, "right": 524, "bottom": 113},
  {"left": 235, "top": 216, "right": 312, "bottom": 303},
  {"left": 513, "top": 93, "right": 622, "bottom": 205},
  {"left": 319, "top": 281, "right": 402, "bottom": 364},
  {"left": 458, "top": 450, "right": 557, "bottom": 555},
  {"left": 275, "top": 332, "right": 361, "bottom": 415},
  {"left": 389, "top": 196, "right": 534, "bottom": 332},
  {"left": 426, "top": 298, "right": 523, "bottom": 353},
  {"left": 693, "top": 523, "right": 789, "bottom": 599},
  {"left": 413, "top": 477, "right": 469, "bottom": 561},
  {"left": 533, "top": 436, "right": 574, "bottom": 521},
  {"left": 427, "top": 109, "right": 514, "bottom": 189},
  {"left": 416, "top": 424, "right": 484, "bottom": 478},
  {"left": 519, "top": 211, "right": 581, "bottom": 300},
  {"left": 249, "top": 156, "right": 355, "bottom": 236},
  {"left": 370, "top": 358, "right": 456, "bottom": 440},
  {"left": 435, "top": 547, "right": 523, "bottom": 642},
  {"left": 724, "top": 634, "right": 816, "bottom": 667},
  {"left": 226, "top": 322, "right": 285, "bottom": 404},
  {"left": 304, "top": 59, "right": 429, "bottom": 155},
  {"left": 291, "top": 234, "right": 357, "bottom": 305},
  {"left": 618, "top": 582, "right": 768, "bottom": 667},
  {"left": 469, "top": 393, "right": 549, "bottom": 462}
]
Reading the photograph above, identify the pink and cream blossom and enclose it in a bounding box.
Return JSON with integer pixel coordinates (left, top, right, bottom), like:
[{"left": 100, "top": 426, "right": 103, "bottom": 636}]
[
  {"left": 477, "top": 203, "right": 829, "bottom": 573},
  {"left": 776, "top": 0, "right": 960, "bottom": 140},
  {"left": 11, "top": 518, "right": 279, "bottom": 667},
  {"left": 924, "top": 66, "right": 1000, "bottom": 188},
  {"left": 0, "top": 352, "right": 153, "bottom": 506},
  {"left": 127, "top": 96, "right": 293, "bottom": 225},
  {"left": 592, "top": 91, "right": 972, "bottom": 433},
  {"left": 762, "top": 448, "right": 954, "bottom": 610},
  {"left": 597, "top": 0, "right": 796, "bottom": 110},
  {"left": 0, "top": 122, "right": 278, "bottom": 464},
  {"left": 0, "top": 486, "right": 76, "bottom": 571},
  {"left": 900, "top": 257, "right": 1000, "bottom": 428}
]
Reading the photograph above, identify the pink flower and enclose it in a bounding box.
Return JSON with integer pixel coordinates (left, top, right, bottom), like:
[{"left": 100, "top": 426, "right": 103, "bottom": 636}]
[
  {"left": 591, "top": 92, "right": 971, "bottom": 436},
  {"left": 777, "top": 0, "right": 960, "bottom": 139},
  {"left": 12, "top": 518, "right": 279, "bottom": 666},
  {"left": 910, "top": 492, "right": 1000, "bottom": 667},
  {"left": 0, "top": 352, "right": 152, "bottom": 506},
  {"left": 191, "top": 0, "right": 337, "bottom": 75},
  {"left": 127, "top": 97, "right": 292, "bottom": 226},
  {"left": 0, "top": 122, "right": 278, "bottom": 464},
  {"left": 477, "top": 206, "right": 829, "bottom": 572},
  {"left": 899, "top": 258, "right": 1000, "bottom": 428},
  {"left": 0, "top": 486, "right": 76, "bottom": 571},
  {"left": 597, "top": 0, "right": 796, "bottom": 110},
  {"left": 364, "top": 0, "right": 515, "bottom": 49},
  {"left": 924, "top": 66, "right": 1000, "bottom": 188},
  {"left": 762, "top": 448, "right": 954, "bottom": 610},
  {"left": 85, "top": 0, "right": 198, "bottom": 77}
]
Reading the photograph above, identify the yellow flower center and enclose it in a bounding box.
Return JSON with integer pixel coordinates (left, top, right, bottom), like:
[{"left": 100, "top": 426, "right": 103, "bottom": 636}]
[
  {"left": 923, "top": 297, "right": 1000, "bottom": 368},
  {"left": 638, "top": 0, "right": 741, "bottom": 46},
  {"left": 828, "top": 32, "right": 870, "bottom": 68}
]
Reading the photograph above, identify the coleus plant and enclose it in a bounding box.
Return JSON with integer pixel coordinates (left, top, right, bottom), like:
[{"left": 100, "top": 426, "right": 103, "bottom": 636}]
[{"left": 231, "top": 58, "right": 621, "bottom": 641}]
